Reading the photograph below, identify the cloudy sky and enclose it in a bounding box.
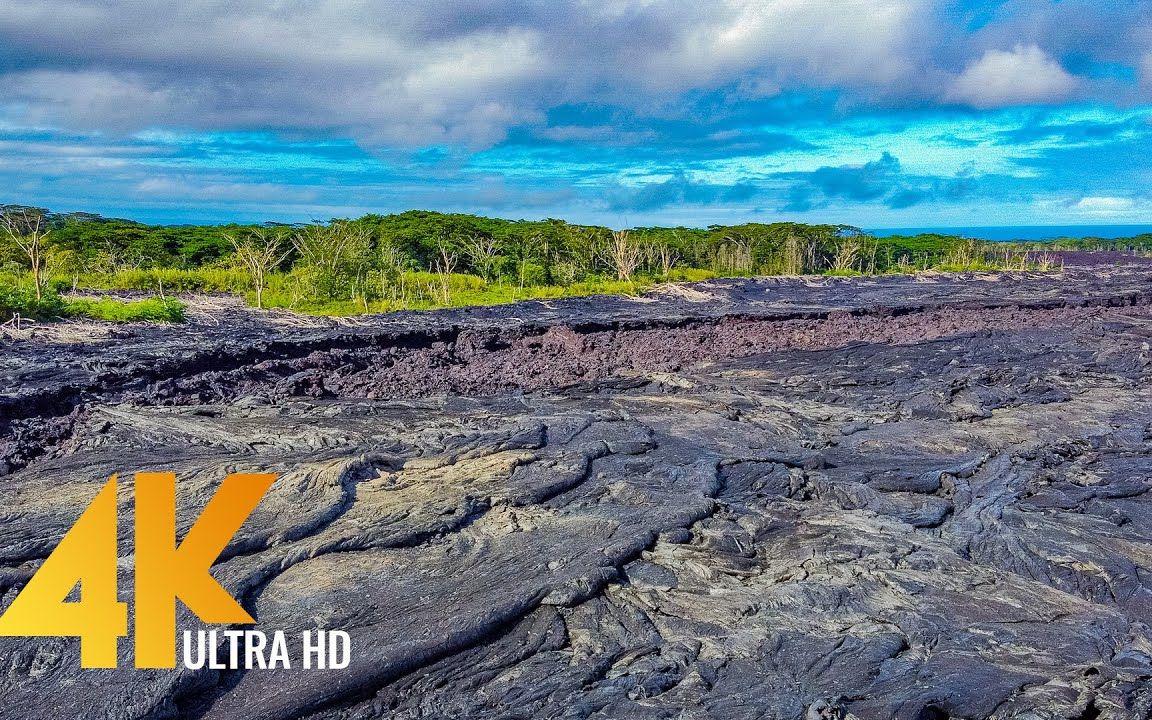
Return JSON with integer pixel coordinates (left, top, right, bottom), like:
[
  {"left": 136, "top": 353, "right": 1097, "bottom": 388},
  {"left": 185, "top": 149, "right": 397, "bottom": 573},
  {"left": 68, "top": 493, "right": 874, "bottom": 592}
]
[{"left": 1, "top": 0, "right": 1151, "bottom": 227}]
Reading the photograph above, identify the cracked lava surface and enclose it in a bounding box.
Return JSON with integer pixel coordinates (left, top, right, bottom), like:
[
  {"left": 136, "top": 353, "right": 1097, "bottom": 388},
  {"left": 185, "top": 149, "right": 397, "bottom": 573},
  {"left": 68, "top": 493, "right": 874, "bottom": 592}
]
[{"left": 1, "top": 266, "right": 1151, "bottom": 719}]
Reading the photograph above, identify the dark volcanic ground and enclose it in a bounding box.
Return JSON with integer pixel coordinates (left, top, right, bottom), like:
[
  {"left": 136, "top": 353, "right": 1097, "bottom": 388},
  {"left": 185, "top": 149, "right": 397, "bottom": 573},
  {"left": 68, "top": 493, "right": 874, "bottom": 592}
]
[{"left": 1, "top": 267, "right": 1151, "bottom": 720}]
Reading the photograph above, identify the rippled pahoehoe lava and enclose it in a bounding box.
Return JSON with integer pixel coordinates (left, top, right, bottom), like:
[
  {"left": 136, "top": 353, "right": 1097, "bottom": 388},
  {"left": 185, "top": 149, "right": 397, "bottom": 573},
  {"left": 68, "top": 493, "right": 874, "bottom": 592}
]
[{"left": 1, "top": 266, "right": 1151, "bottom": 719}]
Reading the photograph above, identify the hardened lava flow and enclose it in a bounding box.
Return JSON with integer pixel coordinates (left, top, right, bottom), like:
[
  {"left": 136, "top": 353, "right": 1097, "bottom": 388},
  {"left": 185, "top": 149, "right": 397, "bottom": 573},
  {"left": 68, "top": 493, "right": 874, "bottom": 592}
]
[{"left": 1, "top": 264, "right": 1150, "bottom": 720}]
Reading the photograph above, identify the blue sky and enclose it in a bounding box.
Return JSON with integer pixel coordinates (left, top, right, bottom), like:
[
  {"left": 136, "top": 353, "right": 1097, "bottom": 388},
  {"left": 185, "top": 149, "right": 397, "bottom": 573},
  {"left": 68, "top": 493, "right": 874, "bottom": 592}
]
[{"left": 1, "top": 1, "right": 1151, "bottom": 228}]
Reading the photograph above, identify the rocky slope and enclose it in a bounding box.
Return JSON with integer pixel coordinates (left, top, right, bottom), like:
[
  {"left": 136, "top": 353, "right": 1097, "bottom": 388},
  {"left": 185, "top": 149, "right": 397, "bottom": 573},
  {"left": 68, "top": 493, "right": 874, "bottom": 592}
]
[{"left": 0, "top": 266, "right": 1150, "bottom": 719}]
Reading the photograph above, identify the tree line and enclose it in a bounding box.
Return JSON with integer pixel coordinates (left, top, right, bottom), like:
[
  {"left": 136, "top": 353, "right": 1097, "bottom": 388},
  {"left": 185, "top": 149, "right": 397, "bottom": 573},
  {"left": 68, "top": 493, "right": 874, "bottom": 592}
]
[{"left": 3, "top": 204, "right": 1138, "bottom": 315}]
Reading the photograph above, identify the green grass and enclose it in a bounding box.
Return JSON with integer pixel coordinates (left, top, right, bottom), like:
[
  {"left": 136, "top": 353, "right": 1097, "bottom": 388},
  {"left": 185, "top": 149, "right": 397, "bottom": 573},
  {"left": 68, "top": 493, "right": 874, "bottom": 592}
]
[
  {"left": 0, "top": 284, "right": 186, "bottom": 324},
  {"left": 258, "top": 274, "right": 652, "bottom": 316},
  {"left": 75, "top": 267, "right": 249, "bottom": 293},
  {"left": 65, "top": 296, "right": 186, "bottom": 323}
]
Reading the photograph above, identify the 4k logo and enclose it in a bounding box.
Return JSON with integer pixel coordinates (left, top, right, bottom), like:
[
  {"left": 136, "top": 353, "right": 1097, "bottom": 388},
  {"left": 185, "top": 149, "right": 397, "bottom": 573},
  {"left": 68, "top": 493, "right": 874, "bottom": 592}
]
[{"left": 0, "top": 472, "right": 275, "bottom": 669}]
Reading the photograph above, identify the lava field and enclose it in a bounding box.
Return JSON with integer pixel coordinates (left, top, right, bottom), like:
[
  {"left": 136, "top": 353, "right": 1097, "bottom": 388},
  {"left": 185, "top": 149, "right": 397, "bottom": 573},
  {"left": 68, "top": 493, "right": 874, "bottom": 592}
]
[{"left": 1, "top": 266, "right": 1151, "bottom": 719}]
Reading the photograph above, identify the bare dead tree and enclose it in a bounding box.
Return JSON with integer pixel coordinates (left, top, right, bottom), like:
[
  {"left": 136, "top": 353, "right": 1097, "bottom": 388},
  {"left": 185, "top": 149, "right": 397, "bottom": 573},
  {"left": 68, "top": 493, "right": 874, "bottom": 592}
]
[
  {"left": 377, "top": 241, "right": 406, "bottom": 300},
  {"left": 2, "top": 208, "right": 51, "bottom": 299},
  {"left": 603, "top": 229, "right": 642, "bottom": 282},
  {"left": 517, "top": 233, "right": 547, "bottom": 291},
  {"left": 49, "top": 248, "right": 84, "bottom": 292},
  {"left": 652, "top": 241, "right": 678, "bottom": 277},
  {"left": 783, "top": 234, "right": 819, "bottom": 275},
  {"left": 462, "top": 233, "right": 500, "bottom": 282},
  {"left": 830, "top": 235, "right": 862, "bottom": 273},
  {"left": 715, "top": 234, "right": 753, "bottom": 275},
  {"left": 226, "top": 229, "right": 289, "bottom": 309},
  {"left": 293, "top": 223, "right": 368, "bottom": 276},
  {"left": 434, "top": 240, "right": 458, "bottom": 305},
  {"left": 92, "top": 237, "right": 142, "bottom": 274}
]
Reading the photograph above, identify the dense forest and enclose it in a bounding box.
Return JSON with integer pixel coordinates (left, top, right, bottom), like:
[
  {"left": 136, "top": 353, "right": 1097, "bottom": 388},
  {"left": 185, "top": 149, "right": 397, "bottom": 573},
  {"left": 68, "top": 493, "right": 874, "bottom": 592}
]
[{"left": 2, "top": 204, "right": 1147, "bottom": 322}]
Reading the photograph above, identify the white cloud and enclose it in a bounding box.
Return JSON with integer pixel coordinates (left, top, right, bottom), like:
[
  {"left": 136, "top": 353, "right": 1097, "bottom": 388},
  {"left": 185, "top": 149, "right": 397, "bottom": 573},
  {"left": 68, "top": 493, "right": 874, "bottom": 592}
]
[
  {"left": 0, "top": 1, "right": 1140, "bottom": 151},
  {"left": 603, "top": 0, "right": 935, "bottom": 102},
  {"left": 716, "top": 0, "right": 929, "bottom": 88},
  {"left": 1070, "top": 196, "right": 1136, "bottom": 216},
  {"left": 947, "top": 44, "right": 1080, "bottom": 109},
  {"left": 0, "top": 70, "right": 192, "bottom": 133},
  {"left": 0, "top": 2, "right": 558, "bottom": 146},
  {"left": 0, "top": 0, "right": 940, "bottom": 146}
]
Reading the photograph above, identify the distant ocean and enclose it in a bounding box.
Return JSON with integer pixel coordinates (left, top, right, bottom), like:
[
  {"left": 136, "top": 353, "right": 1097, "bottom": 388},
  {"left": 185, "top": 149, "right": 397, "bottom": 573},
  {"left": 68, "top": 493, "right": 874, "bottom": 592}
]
[{"left": 870, "top": 225, "right": 1152, "bottom": 241}]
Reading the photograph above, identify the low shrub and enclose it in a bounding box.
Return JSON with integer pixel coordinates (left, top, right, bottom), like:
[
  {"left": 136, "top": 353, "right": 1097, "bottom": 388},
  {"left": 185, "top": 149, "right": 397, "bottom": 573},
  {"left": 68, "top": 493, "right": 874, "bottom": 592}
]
[{"left": 0, "top": 285, "right": 69, "bottom": 322}]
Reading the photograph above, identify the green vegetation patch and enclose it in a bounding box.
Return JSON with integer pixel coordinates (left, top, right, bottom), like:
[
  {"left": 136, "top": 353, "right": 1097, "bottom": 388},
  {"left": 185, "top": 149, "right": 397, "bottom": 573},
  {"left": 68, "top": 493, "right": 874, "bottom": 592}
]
[
  {"left": 0, "top": 285, "right": 69, "bottom": 322},
  {"left": 0, "top": 284, "right": 186, "bottom": 325},
  {"left": 65, "top": 296, "right": 186, "bottom": 323}
]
